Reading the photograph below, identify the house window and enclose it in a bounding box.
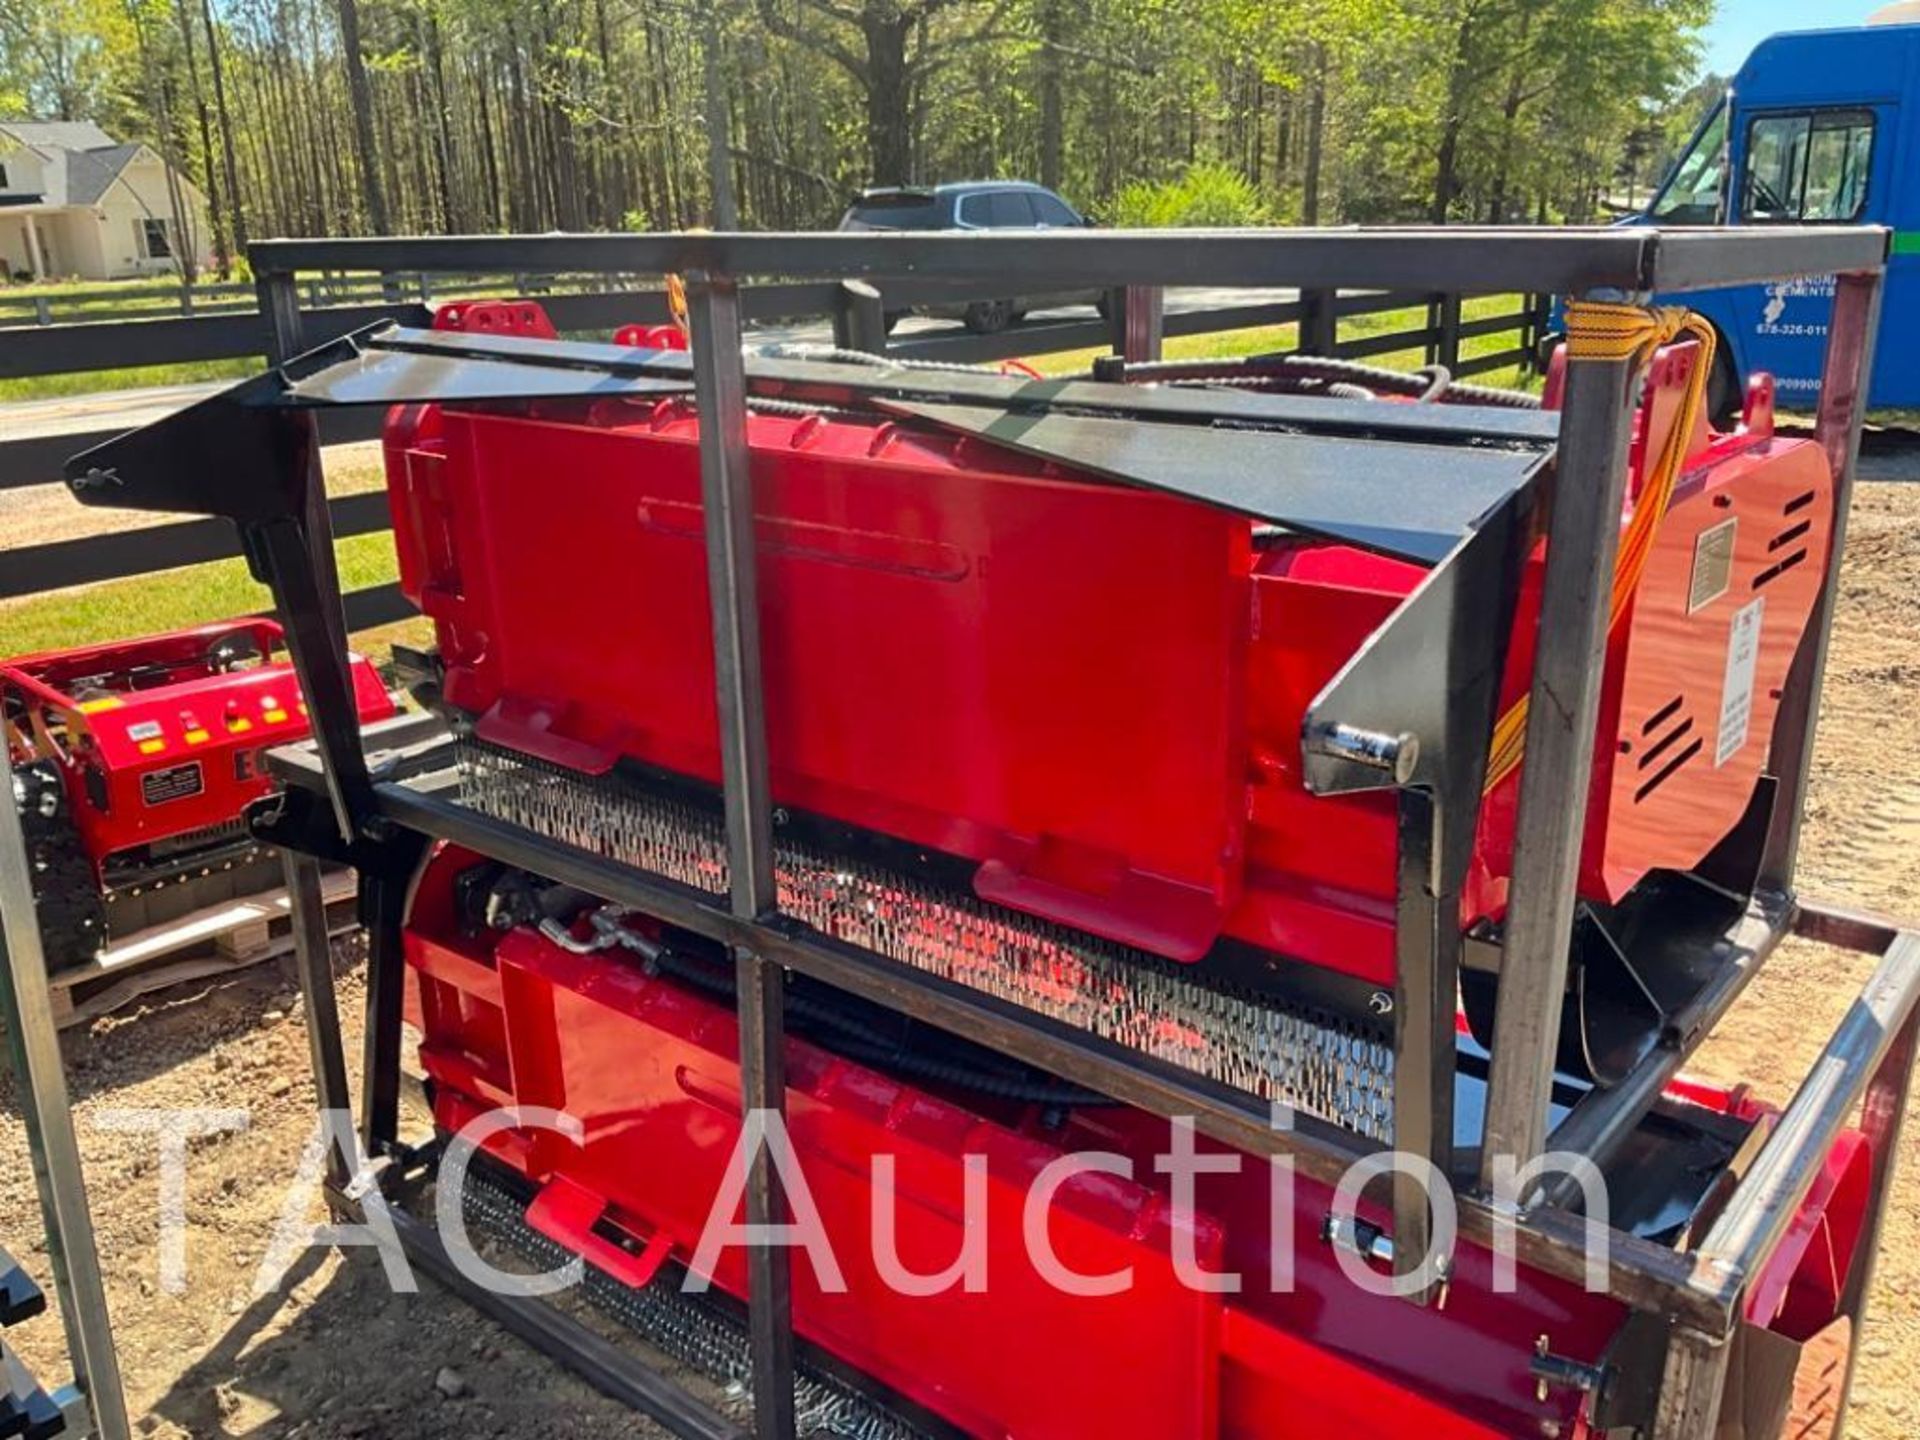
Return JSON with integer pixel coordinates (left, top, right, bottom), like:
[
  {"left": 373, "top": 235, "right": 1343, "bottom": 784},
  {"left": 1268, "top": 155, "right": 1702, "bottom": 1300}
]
[
  {"left": 1741, "top": 109, "right": 1875, "bottom": 223},
  {"left": 138, "top": 217, "right": 173, "bottom": 259}
]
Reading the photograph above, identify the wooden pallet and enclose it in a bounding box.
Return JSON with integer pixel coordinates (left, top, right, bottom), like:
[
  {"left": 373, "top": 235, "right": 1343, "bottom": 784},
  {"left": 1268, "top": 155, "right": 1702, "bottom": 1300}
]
[{"left": 47, "top": 866, "right": 358, "bottom": 1028}]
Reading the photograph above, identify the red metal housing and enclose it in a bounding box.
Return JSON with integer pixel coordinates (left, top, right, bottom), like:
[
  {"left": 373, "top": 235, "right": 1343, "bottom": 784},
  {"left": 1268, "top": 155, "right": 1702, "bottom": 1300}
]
[
  {"left": 383, "top": 329, "right": 1830, "bottom": 987},
  {"left": 377, "top": 303, "right": 1869, "bottom": 1437},
  {"left": 2, "top": 619, "right": 394, "bottom": 880},
  {"left": 403, "top": 844, "right": 1873, "bottom": 1440}
]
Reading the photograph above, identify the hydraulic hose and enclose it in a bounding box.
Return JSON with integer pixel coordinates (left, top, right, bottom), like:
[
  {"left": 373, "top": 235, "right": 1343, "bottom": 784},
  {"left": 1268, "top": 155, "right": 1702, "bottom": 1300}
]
[
  {"left": 753, "top": 342, "right": 1038, "bottom": 379},
  {"left": 1118, "top": 352, "right": 1543, "bottom": 409}
]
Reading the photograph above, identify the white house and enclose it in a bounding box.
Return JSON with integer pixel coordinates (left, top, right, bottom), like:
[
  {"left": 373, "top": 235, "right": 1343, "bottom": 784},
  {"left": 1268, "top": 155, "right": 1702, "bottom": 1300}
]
[{"left": 0, "top": 121, "right": 216, "bottom": 281}]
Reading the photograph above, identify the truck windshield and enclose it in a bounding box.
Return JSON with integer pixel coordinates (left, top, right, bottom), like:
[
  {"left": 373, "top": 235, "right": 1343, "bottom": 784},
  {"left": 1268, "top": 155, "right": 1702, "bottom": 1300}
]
[{"left": 1650, "top": 98, "right": 1729, "bottom": 224}]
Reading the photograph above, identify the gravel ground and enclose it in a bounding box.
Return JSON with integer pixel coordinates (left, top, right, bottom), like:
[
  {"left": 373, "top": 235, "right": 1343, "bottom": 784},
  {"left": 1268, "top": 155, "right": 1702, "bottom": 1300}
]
[
  {"left": 0, "top": 944, "right": 673, "bottom": 1438},
  {"left": 0, "top": 483, "right": 1916, "bottom": 1438}
]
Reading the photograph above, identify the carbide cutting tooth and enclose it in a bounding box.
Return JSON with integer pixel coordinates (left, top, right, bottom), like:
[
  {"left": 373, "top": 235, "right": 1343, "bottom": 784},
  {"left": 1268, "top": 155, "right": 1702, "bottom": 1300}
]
[{"left": 455, "top": 738, "right": 1395, "bottom": 1140}]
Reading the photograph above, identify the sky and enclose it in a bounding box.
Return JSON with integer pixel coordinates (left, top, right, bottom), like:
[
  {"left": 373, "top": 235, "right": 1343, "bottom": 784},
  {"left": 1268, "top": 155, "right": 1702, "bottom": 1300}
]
[{"left": 1701, "top": 2, "right": 1888, "bottom": 76}]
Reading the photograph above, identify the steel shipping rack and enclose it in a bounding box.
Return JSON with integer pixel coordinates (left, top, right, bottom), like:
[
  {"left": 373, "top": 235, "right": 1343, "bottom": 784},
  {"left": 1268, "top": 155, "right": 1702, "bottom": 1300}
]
[{"left": 5, "top": 222, "right": 1914, "bottom": 1440}]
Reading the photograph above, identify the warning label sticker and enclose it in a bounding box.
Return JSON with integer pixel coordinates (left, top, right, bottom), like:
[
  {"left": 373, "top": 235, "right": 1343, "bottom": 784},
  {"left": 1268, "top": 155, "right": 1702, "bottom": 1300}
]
[
  {"left": 141, "top": 761, "right": 205, "bottom": 806},
  {"left": 1716, "top": 597, "right": 1765, "bottom": 767},
  {"left": 1689, "top": 517, "right": 1737, "bottom": 612}
]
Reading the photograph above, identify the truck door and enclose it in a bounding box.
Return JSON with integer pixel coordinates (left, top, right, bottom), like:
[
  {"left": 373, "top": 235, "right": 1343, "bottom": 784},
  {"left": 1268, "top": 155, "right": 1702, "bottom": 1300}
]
[{"left": 1724, "top": 104, "right": 1899, "bottom": 406}]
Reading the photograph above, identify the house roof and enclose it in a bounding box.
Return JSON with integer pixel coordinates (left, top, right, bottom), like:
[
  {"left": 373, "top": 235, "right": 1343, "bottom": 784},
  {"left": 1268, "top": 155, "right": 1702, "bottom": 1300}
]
[
  {"left": 60, "top": 144, "right": 144, "bottom": 205},
  {"left": 0, "top": 124, "right": 148, "bottom": 207},
  {"left": 0, "top": 120, "right": 117, "bottom": 152}
]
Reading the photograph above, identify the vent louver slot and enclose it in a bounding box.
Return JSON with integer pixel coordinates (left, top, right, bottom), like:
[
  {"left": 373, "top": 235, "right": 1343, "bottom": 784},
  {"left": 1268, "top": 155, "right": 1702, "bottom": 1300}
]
[
  {"left": 1635, "top": 736, "right": 1703, "bottom": 803},
  {"left": 1641, "top": 694, "right": 1685, "bottom": 736},
  {"left": 1769, "top": 519, "right": 1812, "bottom": 552},
  {"left": 1753, "top": 549, "right": 1808, "bottom": 590},
  {"left": 1756, "top": 490, "right": 1819, "bottom": 591},
  {"left": 1633, "top": 695, "right": 1700, "bottom": 804},
  {"left": 1638, "top": 717, "right": 1695, "bottom": 771}
]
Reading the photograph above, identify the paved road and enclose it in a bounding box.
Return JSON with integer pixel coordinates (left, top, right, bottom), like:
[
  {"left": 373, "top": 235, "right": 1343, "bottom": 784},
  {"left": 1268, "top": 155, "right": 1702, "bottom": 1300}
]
[
  {"left": 0, "top": 379, "right": 249, "bottom": 445},
  {"left": 0, "top": 286, "right": 1296, "bottom": 448}
]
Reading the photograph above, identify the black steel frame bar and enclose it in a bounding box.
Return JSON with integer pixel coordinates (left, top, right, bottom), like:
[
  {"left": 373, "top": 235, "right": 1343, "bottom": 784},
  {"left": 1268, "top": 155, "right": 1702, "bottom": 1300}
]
[
  {"left": 246, "top": 226, "right": 1889, "bottom": 297},
  {"left": 223, "top": 225, "right": 1901, "bottom": 1440},
  {"left": 263, "top": 737, "right": 1920, "bottom": 1343},
  {"left": 1534, "top": 896, "right": 1792, "bottom": 1207},
  {"left": 1477, "top": 346, "right": 1643, "bottom": 1183},
  {"left": 357, "top": 862, "right": 419, "bottom": 1159},
  {"left": 1391, "top": 790, "right": 1456, "bottom": 1301},
  {"left": 0, "top": 746, "right": 132, "bottom": 1440},
  {"left": 1760, "top": 269, "right": 1886, "bottom": 892},
  {"left": 283, "top": 853, "right": 355, "bottom": 1193},
  {"left": 685, "top": 271, "right": 797, "bottom": 1440}
]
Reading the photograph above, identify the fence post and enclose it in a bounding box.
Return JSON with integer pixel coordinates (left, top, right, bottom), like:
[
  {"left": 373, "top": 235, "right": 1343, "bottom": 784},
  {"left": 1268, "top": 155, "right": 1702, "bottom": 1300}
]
[
  {"left": 1526, "top": 292, "right": 1553, "bottom": 373},
  {"left": 833, "top": 279, "right": 889, "bottom": 355},
  {"left": 33, "top": 296, "right": 51, "bottom": 325},
  {"left": 1435, "top": 292, "right": 1463, "bottom": 371},
  {"left": 257, "top": 272, "right": 305, "bottom": 363},
  {"left": 1299, "top": 288, "right": 1337, "bottom": 356}
]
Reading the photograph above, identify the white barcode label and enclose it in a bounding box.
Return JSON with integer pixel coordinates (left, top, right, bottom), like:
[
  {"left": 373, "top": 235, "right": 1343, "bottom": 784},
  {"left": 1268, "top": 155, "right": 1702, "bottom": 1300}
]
[{"left": 1716, "top": 596, "right": 1765, "bottom": 767}]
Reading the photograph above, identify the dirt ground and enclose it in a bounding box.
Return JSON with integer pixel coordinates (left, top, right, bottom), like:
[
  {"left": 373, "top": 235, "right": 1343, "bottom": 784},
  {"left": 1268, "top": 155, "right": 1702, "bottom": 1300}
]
[{"left": 1, "top": 482, "right": 1918, "bottom": 1438}]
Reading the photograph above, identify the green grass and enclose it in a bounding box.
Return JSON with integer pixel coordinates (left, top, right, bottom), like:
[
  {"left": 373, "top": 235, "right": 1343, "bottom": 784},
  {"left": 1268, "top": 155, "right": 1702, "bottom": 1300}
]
[
  {"left": 0, "top": 532, "right": 401, "bottom": 656},
  {"left": 1023, "top": 293, "right": 1540, "bottom": 390},
  {"left": 0, "top": 269, "right": 631, "bottom": 402},
  {"left": 0, "top": 274, "right": 203, "bottom": 300},
  {"left": 0, "top": 274, "right": 259, "bottom": 331},
  {"left": 0, "top": 358, "right": 262, "bottom": 402}
]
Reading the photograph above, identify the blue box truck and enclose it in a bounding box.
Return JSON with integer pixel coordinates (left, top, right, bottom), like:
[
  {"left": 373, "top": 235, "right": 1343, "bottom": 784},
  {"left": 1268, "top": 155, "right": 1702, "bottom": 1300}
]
[{"left": 1628, "top": 11, "right": 1915, "bottom": 408}]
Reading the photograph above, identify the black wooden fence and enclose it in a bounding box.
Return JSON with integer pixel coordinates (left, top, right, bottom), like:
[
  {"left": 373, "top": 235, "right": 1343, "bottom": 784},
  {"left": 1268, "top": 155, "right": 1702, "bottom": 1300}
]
[{"left": 0, "top": 276, "right": 1550, "bottom": 643}]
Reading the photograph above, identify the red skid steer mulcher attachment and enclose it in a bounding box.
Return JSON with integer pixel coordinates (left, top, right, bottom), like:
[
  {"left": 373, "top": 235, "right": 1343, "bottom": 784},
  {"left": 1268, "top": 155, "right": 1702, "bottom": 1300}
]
[{"left": 56, "top": 225, "right": 1919, "bottom": 1440}]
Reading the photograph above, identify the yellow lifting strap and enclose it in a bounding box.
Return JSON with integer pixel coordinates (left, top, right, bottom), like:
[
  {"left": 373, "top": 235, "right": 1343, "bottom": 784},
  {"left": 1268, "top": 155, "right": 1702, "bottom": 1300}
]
[
  {"left": 1482, "top": 300, "right": 1719, "bottom": 794},
  {"left": 665, "top": 271, "right": 692, "bottom": 341}
]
